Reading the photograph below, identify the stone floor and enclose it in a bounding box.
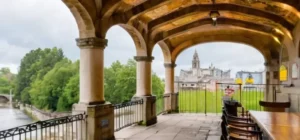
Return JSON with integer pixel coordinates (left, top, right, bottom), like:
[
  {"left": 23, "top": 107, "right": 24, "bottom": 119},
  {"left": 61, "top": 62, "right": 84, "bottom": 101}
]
[{"left": 115, "top": 113, "right": 222, "bottom": 140}]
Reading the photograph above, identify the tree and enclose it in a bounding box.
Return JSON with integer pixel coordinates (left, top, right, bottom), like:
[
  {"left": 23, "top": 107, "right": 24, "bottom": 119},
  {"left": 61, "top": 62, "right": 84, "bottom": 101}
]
[
  {"left": 104, "top": 59, "right": 164, "bottom": 104},
  {"left": 29, "top": 59, "right": 77, "bottom": 111},
  {"left": 152, "top": 73, "right": 164, "bottom": 97},
  {"left": 0, "top": 67, "right": 15, "bottom": 94},
  {"left": 14, "top": 48, "right": 64, "bottom": 102},
  {"left": 57, "top": 63, "right": 80, "bottom": 111},
  {"left": 0, "top": 68, "right": 10, "bottom": 74}
]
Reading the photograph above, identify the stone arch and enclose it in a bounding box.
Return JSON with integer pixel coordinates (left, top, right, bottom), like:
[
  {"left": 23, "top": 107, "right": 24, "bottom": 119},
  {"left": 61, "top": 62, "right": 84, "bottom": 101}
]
[
  {"left": 105, "top": 24, "right": 148, "bottom": 56},
  {"left": 173, "top": 40, "right": 268, "bottom": 64},
  {"left": 62, "top": 0, "right": 96, "bottom": 38},
  {"left": 169, "top": 25, "right": 289, "bottom": 63},
  {"left": 0, "top": 95, "right": 9, "bottom": 104},
  {"left": 155, "top": 41, "right": 172, "bottom": 63}
]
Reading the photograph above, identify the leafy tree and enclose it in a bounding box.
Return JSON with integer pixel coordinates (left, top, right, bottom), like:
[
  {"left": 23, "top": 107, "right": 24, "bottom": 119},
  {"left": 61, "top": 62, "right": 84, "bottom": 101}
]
[
  {"left": 152, "top": 73, "right": 164, "bottom": 97},
  {"left": 0, "top": 67, "right": 15, "bottom": 94},
  {"left": 0, "top": 68, "right": 10, "bottom": 74},
  {"left": 57, "top": 63, "right": 79, "bottom": 111},
  {"left": 13, "top": 47, "right": 165, "bottom": 112},
  {"left": 29, "top": 59, "right": 77, "bottom": 111},
  {"left": 14, "top": 48, "right": 64, "bottom": 102},
  {"left": 104, "top": 59, "right": 164, "bottom": 104}
]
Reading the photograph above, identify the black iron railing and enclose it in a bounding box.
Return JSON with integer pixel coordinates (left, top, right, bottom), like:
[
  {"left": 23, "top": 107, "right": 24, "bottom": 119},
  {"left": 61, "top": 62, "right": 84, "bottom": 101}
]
[
  {"left": 178, "top": 83, "right": 285, "bottom": 114},
  {"left": 156, "top": 95, "right": 165, "bottom": 115},
  {"left": 0, "top": 114, "right": 87, "bottom": 140},
  {"left": 113, "top": 99, "right": 143, "bottom": 131}
]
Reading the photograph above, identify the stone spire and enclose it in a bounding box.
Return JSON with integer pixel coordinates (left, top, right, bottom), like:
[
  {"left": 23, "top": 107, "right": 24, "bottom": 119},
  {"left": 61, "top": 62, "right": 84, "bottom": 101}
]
[{"left": 192, "top": 49, "right": 200, "bottom": 69}]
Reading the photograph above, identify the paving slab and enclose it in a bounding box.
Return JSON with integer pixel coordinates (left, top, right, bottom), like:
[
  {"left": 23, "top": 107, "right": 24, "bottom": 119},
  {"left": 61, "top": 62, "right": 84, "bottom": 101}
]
[{"left": 115, "top": 114, "right": 221, "bottom": 140}]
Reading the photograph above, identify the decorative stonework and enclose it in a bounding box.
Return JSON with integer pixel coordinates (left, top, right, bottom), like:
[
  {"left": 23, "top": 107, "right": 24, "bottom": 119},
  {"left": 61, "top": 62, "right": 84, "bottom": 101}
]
[
  {"left": 134, "top": 56, "right": 154, "bottom": 62},
  {"left": 76, "top": 37, "right": 108, "bottom": 49},
  {"left": 164, "top": 63, "right": 177, "bottom": 68}
]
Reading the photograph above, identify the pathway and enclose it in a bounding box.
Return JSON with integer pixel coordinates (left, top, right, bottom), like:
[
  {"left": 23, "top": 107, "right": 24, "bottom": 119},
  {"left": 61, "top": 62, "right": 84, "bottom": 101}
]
[{"left": 115, "top": 113, "right": 222, "bottom": 140}]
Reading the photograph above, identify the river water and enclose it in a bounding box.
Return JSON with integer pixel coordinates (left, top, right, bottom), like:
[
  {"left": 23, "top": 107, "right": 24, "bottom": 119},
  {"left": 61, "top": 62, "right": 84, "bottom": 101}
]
[{"left": 0, "top": 107, "right": 33, "bottom": 131}]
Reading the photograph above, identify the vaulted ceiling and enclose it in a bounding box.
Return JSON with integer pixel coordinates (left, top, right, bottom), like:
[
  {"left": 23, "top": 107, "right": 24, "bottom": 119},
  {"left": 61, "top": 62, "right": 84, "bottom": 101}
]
[{"left": 63, "top": 0, "right": 300, "bottom": 63}]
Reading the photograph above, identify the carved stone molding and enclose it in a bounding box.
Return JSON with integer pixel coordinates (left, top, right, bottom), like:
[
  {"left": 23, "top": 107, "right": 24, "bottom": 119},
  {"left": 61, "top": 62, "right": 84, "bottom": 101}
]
[
  {"left": 134, "top": 56, "right": 155, "bottom": 62},
  {"left": 76, "top": 37, "right": 108, "bottom": 49},
  {"left": 164, "top": 63, "right": 177, "bottom": 68}
]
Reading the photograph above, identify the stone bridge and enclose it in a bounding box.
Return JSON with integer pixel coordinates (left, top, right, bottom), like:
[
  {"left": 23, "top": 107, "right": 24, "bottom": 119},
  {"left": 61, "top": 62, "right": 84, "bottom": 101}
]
[{"left": 0, "top": 94, "right": 12, "bottom": 103}]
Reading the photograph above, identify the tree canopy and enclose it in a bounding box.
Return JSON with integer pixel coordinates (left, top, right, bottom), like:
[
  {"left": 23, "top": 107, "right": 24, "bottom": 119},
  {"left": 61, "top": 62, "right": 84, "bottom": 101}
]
[
  {"left": 0, "top": 68, "right": 15, "bottom": 94},
  {"left": 12, "top": 48, "right": 165, "bottom": 111}
]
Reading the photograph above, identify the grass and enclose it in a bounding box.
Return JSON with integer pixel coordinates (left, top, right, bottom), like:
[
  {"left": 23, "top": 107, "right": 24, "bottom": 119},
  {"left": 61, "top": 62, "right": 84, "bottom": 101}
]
[{"left": 178, "top": 89, "right": 264, "bottom": 113}]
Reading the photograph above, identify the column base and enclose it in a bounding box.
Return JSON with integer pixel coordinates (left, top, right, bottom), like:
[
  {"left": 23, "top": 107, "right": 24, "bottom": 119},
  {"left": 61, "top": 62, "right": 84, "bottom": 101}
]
[
  {"left": 73, "top": 102, "right": 115, "bottom": 140},
  {"left": 164, "top": 93, "right": 179, "bottom": 113},
  {"left": 171, "top": 93, "right": 179, "bottom": 113},
  {"left": 132, "top": 96, "right": 157, "bottom": 126},
  {"left": 164, "top": 94, "right": 171, "bottom": 113}
]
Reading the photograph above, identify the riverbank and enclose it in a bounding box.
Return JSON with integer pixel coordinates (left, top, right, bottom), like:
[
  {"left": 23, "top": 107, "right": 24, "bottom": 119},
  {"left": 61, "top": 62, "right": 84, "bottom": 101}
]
[{"left": 20, "top": 104, "right": 71, "bottom": 121}]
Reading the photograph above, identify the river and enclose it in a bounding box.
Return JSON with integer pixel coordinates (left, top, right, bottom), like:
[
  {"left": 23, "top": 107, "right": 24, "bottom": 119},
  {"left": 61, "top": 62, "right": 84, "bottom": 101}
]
[{"left": 0, "top": 107, "right": 33, "bottom": 131}]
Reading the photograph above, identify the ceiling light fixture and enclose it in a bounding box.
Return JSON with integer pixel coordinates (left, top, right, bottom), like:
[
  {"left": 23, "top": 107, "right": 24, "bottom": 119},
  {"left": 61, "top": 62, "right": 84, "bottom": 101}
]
[
  {"left": 210, "top": 10, "right": 220, "bottom": 26},
  {"left": 209, "top": 0, "right": 220, "bottom": 26}
]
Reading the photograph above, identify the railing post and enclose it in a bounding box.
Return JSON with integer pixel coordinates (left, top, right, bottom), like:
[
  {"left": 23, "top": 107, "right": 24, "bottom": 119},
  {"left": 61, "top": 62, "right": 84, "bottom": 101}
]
[
  {"left": 205, "top": 84, "right": 207, "bottom": 116},
  {"left": 239, "top": 84, "right": 242, "bottom": 105},
  {"left": 132, "top": 96, "right": 156, "bottom": 126},
  {"left": 163, "top": 94, "right": 171, "bottom": 113},
  {"left": 216, "top": 83, "right": 218, "bottom": 115}
]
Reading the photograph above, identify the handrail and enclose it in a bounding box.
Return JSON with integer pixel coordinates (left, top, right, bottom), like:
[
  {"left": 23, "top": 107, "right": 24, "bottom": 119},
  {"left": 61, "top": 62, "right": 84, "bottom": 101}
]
[
  {"left": 0, "top": 114, "right": 87, "bottom": 140},
  {"left": 113, "top": 99, "right": 143, "bottom": 131}
]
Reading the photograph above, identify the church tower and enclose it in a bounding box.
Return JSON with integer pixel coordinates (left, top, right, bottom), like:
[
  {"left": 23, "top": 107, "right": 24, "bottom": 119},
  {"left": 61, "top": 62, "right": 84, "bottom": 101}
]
[
  {"left": 192, "top": 50, "right": 200, "bottom": 69},
  {"left": 192, "top": 50, "right": 201, "bottom": 77}
]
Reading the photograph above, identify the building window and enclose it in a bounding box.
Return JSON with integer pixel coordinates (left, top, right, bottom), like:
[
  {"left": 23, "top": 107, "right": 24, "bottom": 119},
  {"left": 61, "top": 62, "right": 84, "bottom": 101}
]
[
  {"left": 280, "top": 65, "right": 288, "bottom": 81},
  {"left": 191, "top": 84, "right": 194, "bottom": 86}
]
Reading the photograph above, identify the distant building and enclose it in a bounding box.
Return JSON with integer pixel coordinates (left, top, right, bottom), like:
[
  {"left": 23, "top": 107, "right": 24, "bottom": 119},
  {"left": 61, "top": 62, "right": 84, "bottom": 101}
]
[
  {"left": 235, "top": 71, "right": 265, "bottom": 85},
  {"left": 174, "top": 50, "right": 234, "bottom": 91}
]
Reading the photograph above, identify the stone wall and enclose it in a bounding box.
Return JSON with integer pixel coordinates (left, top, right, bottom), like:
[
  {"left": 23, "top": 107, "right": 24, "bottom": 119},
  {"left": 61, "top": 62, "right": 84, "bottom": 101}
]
[{"left": 20, "top": 104, "right": 71, "bottom": 121}]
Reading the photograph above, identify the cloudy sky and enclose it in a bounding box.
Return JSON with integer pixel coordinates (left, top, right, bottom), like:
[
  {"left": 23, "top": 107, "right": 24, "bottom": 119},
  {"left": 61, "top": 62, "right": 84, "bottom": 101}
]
[{"left": 0, "top": 0, "right": 265, "bottom": 78}]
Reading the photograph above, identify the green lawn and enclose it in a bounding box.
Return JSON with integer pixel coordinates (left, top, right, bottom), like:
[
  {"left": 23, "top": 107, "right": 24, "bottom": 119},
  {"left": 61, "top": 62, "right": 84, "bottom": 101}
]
[{"left": 178, "top": 89, "right": 264, "bottom": 113}]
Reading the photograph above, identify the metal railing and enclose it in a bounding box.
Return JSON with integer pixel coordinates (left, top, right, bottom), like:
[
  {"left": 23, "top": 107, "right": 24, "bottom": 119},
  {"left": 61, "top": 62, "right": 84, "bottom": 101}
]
[
  {"left": 0, "top": 114, "right": 87, "bottom": 140},
  {"left": 156, "top": 95, "right": 165, "bottom": 115},
  {"left": 113, "top": 99, "right": 143, "bottom": 131},
  {"left": 179, "top": 84, "right": 209, "bottom": 114},
  {"left": 178, "top": 83, "right": 283, "bottom": 114}
]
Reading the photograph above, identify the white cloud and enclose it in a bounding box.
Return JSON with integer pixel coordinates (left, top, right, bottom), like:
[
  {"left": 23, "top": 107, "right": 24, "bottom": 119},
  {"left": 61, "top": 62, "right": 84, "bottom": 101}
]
[
  {"left": 175, "top": 42, "right": 265, "bottom": 78},
  {"left": 0, "top": 1, "right": 265, "bottom": 79}
]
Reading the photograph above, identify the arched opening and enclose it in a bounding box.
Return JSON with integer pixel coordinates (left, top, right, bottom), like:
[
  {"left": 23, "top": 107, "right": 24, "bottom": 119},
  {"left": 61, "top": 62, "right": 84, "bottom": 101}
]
[
  {"left": 104, "top": 25, "right": 165, "bottom": 105},
  {"left": 175, "top": 42, "right": 266, "bottom": 113},
  {"left": 103, "top": 25, "right": 142, "bottom": 104}
]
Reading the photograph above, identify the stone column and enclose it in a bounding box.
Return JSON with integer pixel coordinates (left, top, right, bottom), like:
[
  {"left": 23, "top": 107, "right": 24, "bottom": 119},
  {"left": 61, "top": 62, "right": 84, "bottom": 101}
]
[
  {"left": 132, "top": 56, "right": 157, "bottom": 126},
  {"left": 72, "top": 37, "right": 114, "bottom": 140},
  {"left": 164, "top": 63, "right": 178, "bottom": 113},
  {"left": 265, "top": 60, "right": 280, "bottom": 102}
]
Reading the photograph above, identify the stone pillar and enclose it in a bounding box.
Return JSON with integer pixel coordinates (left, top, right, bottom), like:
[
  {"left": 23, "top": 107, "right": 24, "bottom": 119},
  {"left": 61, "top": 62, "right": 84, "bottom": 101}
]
[
  {"left": 72, "top": 37, "right": 114, "bottom": 140},
  {"left": 132, "top": 56, "right": 157, "bottom": 126},
  {"left": 265, "top": 60, "right": 280, "bottom": 102},
  {"left": 164, "top": 63, "right": 178, "bottom": 113}
]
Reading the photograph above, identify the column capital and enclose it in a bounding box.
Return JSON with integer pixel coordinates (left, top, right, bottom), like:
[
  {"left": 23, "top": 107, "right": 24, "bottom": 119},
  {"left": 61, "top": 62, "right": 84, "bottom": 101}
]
[
  {"left": 76, "top": 37, "right": 108, "bottom": 49},
  {"left": 164, "top": 63, "right": 177, "bottom": 68},
  {"left": 134, "top": 56, "right": 154, "bottom": 62}
]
